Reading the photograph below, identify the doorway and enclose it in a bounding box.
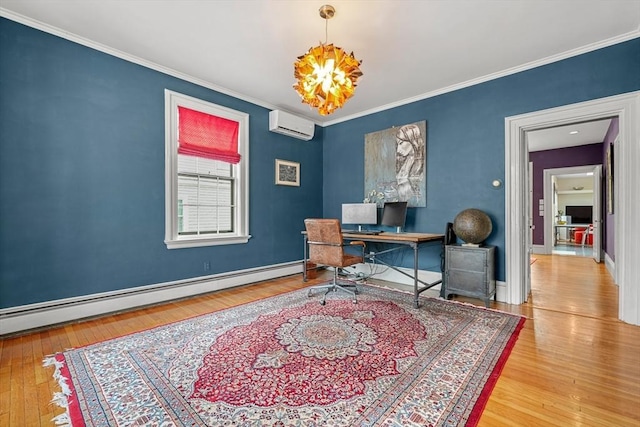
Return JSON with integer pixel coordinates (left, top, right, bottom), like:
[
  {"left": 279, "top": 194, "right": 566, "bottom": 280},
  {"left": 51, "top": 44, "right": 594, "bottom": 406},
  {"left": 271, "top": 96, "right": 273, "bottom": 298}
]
[
  {"left": 505, "top": 92, "right": 640, "bottom": 325},
  {"left": 542, "top": 165, "right": 602, "bottom": 261}
]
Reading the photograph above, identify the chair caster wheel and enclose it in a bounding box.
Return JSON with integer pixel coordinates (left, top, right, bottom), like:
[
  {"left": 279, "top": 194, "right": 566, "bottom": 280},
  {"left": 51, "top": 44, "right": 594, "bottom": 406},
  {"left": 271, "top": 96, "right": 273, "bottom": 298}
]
[
  {"left": 320, "top": 300, "right": 326, "bottom": 306},
  {"left": 353, "top": 300, "right": 357, "bottom": 304}
]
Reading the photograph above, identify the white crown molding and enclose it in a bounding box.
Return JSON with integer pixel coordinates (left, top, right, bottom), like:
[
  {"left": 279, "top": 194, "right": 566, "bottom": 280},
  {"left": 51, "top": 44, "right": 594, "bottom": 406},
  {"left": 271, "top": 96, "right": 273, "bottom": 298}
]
[
  {"left": 2, "top": 7, "right": 637, "bottom": 129},
  {"left": 324, "top": 30, "right": 640, "bottom": 126},
  {"left": 0, "top": 8, "right": 324, "bottom": 124}
]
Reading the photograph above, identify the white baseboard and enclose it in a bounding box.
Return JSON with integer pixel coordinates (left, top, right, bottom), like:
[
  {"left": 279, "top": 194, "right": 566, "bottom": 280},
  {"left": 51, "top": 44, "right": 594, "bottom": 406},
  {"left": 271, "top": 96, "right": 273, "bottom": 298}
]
[
  {"left": 343, "top": 263, "right": 507, "bottom": 304},
  {"left": 531, "top": 244, "right": 546, "bottom": 254},
  {"left": 0, "top": 261, "right": 302, "bottom": 336},
  {"left": 604, "top": 252, "right": 616, "bottom": 284},
  {"left": 343, "top": 262, "right": 442, "bottom": 291}
]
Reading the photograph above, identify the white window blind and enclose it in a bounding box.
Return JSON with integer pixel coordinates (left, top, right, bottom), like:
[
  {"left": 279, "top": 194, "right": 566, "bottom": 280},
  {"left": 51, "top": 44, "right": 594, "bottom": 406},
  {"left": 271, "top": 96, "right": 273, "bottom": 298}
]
[{"left": 177, "top": 155, "right": 234, "bottom": 235}]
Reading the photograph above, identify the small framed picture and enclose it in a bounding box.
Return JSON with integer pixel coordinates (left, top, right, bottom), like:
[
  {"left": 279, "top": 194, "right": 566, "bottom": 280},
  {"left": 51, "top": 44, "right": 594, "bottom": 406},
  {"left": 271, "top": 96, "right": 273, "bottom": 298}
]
[{"left": 275, "top": 159, "right": 300, "bottom": 186}]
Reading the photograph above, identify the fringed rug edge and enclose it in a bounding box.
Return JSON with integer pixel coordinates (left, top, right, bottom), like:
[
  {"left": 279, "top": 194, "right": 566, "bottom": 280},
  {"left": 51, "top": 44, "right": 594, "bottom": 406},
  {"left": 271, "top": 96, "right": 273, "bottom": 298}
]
[{"left": 43, "top": 353, "right": 84, "bottom": 427}]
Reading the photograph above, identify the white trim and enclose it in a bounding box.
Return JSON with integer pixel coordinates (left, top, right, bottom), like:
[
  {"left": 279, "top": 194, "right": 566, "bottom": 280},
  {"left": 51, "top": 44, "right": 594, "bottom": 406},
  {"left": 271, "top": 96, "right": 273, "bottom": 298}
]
[
  {"left": 604, "top": 252, "right": 616, "bottom": 284},
  {"left": 323, "top": 31, "right": 640, "bottom": 126},
  {"left": 531, "top": 244, "right": 546, "bottom": 255},
  {"left": 346, "top": 263, "right": 442, "bottom": 292},
  {"left": 2, "top": 8, "right": 638, "bottom": 128},
  {"left": 0, "top": 9, "right": 326, "bottom": 124},
  {"left": 164, "top": 89, "right": 250, "bottom": 249},
  {"left": 0, "top": 262, "right": 302, "bottom": 336},
  {"left": 345, "top": 262, "right": 507, "bottom": 305},
  {"left": 506, "top": 91, "right": 640, "bottom": 325},
  {"left": 543, "top": 165, "right": 600, "bottom": 255}
]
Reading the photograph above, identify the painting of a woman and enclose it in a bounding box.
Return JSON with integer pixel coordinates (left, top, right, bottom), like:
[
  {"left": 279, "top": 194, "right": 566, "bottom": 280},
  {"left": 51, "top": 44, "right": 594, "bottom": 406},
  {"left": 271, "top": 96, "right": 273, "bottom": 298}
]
[
  {"left": 395, "top": 123, "right": 425, "bottom": 203},
  {"left": 364, "top": 121, "right": 426, "bottom": 207}
]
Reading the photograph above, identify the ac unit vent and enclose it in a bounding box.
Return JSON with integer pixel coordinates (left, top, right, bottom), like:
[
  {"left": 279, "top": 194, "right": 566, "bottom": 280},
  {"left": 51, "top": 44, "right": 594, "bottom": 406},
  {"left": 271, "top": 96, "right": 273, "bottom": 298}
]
[{"left": 269, "top": 110, "right": 315, "bottom": 141}]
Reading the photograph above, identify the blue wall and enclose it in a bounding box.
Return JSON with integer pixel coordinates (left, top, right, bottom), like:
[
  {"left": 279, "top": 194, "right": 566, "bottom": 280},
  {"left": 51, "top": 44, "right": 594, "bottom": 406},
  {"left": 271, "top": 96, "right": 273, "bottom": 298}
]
[
  {"left": 323, "top": 38, "right": 640, "bottom": 280},
  {"left": 1, "top": 17, "right": 638, "bottom": 308},
  {"left": 0, "top": 18, "right": 324, "bottom": 308}
]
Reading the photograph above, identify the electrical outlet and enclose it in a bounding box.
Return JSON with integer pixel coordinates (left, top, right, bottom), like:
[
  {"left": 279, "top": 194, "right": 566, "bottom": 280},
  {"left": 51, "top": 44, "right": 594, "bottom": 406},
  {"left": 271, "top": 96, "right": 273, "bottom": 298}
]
[{"left": 204, "top": 261, "right": 210, "bottom": 271}]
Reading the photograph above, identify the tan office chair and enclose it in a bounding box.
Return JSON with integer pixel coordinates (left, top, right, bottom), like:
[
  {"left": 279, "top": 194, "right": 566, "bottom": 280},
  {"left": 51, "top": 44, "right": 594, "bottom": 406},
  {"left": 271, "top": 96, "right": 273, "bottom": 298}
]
[{"left": 304, "top": 218, "right": 366, "bottom": 305}]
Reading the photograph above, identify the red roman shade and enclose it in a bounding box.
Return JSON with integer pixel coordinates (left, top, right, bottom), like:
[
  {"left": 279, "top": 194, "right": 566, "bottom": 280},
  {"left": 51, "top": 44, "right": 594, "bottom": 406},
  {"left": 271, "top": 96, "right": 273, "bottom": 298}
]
[{"left": 178, "top": 106, "right": 241, "bottom": 164}]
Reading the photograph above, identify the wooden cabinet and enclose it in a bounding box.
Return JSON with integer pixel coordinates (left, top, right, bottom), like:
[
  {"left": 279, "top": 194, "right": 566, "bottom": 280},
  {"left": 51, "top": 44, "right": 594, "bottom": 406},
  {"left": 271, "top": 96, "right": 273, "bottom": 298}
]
[{"left": 444, "top": 245, "right": 495, "bottom": 307}]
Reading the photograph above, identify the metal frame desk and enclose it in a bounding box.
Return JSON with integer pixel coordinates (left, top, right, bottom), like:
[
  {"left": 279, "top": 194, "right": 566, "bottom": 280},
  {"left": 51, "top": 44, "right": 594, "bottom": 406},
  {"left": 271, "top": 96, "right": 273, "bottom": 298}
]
[{"left": 303, "top": 231, "right": 444, "bottom": 308}]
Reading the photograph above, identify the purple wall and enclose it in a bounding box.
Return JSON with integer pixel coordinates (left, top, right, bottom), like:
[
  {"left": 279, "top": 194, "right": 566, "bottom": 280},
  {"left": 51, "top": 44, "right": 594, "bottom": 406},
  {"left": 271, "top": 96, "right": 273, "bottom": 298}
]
[
  {"left": 529, "top": 143, "right": 603, "bottom": 246},
  {"left": 602, "top": 118, "right": 618, "bottom": 261}
]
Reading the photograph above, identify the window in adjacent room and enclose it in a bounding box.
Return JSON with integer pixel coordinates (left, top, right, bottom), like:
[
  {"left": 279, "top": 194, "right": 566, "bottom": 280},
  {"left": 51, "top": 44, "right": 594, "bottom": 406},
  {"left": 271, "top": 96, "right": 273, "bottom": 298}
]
[{"left": 164, "top": 90, "right": 250, "bottom": 249}]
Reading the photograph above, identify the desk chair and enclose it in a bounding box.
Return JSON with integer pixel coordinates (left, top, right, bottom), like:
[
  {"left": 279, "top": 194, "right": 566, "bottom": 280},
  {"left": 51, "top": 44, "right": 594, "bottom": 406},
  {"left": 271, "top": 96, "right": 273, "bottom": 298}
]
[{"left": 304, "top": 218, "right": 366, "bottom": 305}]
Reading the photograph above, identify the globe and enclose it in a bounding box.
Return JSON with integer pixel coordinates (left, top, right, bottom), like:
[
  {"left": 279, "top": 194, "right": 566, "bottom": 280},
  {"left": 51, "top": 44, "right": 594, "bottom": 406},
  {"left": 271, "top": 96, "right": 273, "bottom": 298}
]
[{"left": 453, "top": 209, "right": 492, "bottom": 245}]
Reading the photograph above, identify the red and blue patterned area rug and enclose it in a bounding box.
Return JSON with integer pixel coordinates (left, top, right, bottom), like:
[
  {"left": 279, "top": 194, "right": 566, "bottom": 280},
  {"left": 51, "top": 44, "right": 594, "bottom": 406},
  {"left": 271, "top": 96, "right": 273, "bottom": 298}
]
[{"left": 45, "top": 284, "right": 525, "bottom": 426}]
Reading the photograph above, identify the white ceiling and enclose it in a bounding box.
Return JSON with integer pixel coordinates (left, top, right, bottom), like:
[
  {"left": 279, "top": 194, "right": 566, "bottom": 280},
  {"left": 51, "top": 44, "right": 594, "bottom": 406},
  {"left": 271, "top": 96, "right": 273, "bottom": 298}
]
[
  {"left": 527, "top": 118, "right": 613, "bottom": 152},
  {"left": 1, "top": 0, "right": 639, "bottom": 131}
]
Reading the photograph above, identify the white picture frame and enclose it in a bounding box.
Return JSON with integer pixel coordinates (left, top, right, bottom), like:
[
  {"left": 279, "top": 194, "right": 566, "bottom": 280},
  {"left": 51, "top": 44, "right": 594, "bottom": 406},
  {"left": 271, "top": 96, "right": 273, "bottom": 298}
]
[{"left": 275, "top": 159, "right": 300, "bottom": 186}]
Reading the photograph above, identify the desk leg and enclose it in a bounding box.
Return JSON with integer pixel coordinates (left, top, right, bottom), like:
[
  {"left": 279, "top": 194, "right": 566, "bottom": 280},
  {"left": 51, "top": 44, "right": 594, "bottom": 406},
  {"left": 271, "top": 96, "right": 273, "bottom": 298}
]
[
  {"left": 412, "top": 243, "right": 420, "bottom": 308},
  {"left": 303, "top": 235, "right": 308, "bottom": 282}
]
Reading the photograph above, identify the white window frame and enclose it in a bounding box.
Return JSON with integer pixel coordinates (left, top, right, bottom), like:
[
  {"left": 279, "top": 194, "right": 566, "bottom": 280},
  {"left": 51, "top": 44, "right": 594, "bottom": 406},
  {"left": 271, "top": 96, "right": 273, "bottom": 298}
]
[{"left": 164, "top": 89, "right": 250, "bottom": 249}]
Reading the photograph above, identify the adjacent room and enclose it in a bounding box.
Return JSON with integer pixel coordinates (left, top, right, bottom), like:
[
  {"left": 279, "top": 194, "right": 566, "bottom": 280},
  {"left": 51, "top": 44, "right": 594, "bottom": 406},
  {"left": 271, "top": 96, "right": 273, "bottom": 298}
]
[{"left": 1, "top": 1, "right": 639, "bottom": 426}]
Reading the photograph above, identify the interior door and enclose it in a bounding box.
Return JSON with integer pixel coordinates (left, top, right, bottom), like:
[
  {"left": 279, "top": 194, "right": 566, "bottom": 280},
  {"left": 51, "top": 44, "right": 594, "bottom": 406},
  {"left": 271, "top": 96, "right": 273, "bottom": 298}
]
[
  {"left": 524, "top": 137, "right": 532, "bottom": 300},
  {"left": 529, "top": 162, "right": 534, "bottom": 252},
  {"left": 591, "top": 165, "right": 602, "bottom": 262}
]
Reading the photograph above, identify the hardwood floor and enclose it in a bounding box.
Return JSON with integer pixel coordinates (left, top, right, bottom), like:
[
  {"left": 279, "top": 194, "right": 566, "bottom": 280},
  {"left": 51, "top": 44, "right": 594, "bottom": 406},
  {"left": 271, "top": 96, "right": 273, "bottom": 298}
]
[{"left": 1, "top": 255, "right": 639, "bottom": 426}]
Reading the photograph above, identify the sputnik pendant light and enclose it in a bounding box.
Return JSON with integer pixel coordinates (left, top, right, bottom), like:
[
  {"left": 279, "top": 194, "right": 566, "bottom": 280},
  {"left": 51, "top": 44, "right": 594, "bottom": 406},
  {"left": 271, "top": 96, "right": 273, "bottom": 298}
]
[{"left": 293, "top": 4, "right": 363, "bottom": 116}]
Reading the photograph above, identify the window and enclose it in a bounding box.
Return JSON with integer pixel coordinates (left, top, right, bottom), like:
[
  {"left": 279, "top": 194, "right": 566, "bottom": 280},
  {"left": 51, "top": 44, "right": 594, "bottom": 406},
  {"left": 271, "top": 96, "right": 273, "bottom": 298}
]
[{"left": 165, "top": 90, "right": 250, "bottom": 248}]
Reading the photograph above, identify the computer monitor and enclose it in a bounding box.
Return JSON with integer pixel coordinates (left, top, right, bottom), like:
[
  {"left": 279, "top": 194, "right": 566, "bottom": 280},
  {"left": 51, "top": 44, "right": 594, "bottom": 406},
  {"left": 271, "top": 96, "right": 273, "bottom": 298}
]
[
  {"left": 341, "top": 203, "right": 377, "bottom": 231},
  {"left": 381, "top": 201, "right": 408, "bottom": 233}
]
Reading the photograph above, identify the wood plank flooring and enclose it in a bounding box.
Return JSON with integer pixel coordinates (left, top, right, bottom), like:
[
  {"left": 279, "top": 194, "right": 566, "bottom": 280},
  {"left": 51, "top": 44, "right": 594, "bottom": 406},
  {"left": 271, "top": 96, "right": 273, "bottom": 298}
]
[{"left": 1, "top": 255, "right": 639, "bottom": 426}]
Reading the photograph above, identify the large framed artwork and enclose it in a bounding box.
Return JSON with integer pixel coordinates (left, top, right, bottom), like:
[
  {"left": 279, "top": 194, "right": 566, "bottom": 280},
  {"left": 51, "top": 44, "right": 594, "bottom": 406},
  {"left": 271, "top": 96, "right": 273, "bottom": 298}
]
[{"left": 364, "top": 121, "right": 427, "bottom": 207}]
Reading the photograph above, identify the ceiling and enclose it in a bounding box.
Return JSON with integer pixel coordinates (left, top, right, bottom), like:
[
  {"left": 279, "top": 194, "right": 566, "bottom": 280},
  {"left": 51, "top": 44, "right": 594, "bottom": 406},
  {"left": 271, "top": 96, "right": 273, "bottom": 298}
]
[
  {"left": 555, "top": 175, "right": 594, "bottom": 192},
  {"left": 527, "top": 118, "right": 613, "bottom": 152},
  {"left": 2, "top": 0, "right": 639, "bottom": 128}
]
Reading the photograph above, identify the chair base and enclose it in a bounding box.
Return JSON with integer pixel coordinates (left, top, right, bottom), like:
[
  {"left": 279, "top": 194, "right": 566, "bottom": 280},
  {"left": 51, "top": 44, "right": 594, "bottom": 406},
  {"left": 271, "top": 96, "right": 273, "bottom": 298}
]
[{"left": 307, "top": 271, "right": 359, "bottom": 305}]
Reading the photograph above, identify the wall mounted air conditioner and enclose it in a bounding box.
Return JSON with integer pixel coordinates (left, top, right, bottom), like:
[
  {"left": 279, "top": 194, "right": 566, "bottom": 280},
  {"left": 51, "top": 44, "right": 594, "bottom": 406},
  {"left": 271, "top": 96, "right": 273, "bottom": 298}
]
[{"left": 269, "top": 110, "right": 315, "bottom": 141}]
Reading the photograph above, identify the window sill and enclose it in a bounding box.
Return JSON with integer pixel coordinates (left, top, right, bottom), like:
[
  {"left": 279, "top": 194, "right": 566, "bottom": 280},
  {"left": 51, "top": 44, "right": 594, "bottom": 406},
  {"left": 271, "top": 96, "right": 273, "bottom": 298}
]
[{"left": 165, "top": 234, "right": 251, "bottom": 249}]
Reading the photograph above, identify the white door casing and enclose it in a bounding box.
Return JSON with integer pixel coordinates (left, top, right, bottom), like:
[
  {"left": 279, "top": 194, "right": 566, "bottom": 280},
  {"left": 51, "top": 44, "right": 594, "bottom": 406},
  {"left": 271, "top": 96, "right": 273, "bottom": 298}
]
[
  {"left": 542, "top": 165, "right": 602, "bottom": 258},
  {"left": 591, "top": 165, "right": 602, "bottom": 263},
  {"left": 505, "top": 91, "right": 640, "bottom": 325}
]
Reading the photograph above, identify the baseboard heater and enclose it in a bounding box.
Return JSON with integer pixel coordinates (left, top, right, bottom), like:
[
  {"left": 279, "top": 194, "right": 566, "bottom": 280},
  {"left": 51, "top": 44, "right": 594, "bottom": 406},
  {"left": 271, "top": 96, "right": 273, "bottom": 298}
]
[{"left": 0, "top": 261, "right": 302, "bottom": 336}]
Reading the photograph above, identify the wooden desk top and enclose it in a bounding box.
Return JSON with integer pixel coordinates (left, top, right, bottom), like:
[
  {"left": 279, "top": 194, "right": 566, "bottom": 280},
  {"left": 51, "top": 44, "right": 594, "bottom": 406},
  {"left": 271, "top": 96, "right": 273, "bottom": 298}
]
[{"left": 341, "top": 232, "right": 444, "bottom": 243}]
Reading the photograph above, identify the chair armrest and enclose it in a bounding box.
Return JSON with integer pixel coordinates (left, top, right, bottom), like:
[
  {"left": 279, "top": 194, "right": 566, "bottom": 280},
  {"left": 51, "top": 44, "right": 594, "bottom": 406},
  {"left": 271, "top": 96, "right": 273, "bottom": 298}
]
[{"left": 349, "top": 241, "right": 366, "bottom": 259}]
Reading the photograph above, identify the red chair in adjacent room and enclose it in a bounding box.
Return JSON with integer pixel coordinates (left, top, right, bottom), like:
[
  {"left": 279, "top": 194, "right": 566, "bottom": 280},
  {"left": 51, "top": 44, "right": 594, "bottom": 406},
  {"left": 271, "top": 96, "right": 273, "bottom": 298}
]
[{"left": 574, "top": 225, "right": 593, "bottom": 246}]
